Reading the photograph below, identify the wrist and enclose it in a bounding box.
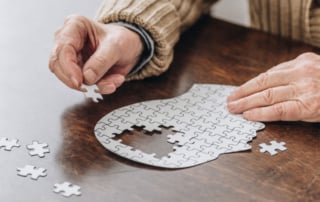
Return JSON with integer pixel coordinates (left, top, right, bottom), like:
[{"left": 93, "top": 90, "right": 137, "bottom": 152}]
[{"left": 109, "top": 21, "right": 155, "bottom": 76}]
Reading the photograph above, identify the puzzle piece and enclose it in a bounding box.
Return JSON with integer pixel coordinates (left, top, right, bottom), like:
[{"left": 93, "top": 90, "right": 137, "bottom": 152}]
[
  {"left": 53, "top": 182, "right": 81, "bottom": 197},
  {"left": 81, "top": 84, "right": 103, "bottom": 103},
  {"left": 94, "top": 84, "right": 265, "bottom": 168},
  {"left": 17, "top": 165, "right": 47, "bottom": 180},
  {"left": 259, "top": 140, "right": 287, "bottom": 156},
  {"left": 26, "top": 140, "right": 50, "bottom": 158},
  {"left": 0, "top": 137, "right": 20, "bottom": 151}
]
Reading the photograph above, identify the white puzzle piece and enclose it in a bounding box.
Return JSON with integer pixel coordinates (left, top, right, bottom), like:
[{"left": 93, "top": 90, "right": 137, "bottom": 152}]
[
  {"left": 81, "top": 84, "right": 103, "bottom": 103},
  {"left": 26, "top": 140, "right": 50, "bottom": 158},
  {"left": 0, "top": 137, "right": 20, "bottom": 151},
  {"left": 94, "top": 84, "right": 265, "bottom": 168},
  {"left": 53, "top": 182, "right": 81, "bottom": 197},
  {"left": 259, "top": 140, "right": 287, "bottom": 156},
  {"left": 17, "top": 165, "right": 47, "bottom": 180}
]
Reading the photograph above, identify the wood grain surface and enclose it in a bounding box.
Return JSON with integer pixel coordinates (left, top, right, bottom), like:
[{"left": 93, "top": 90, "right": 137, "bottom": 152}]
[{"left": 0, "top": 2, "right": 319, "bottom": 201}]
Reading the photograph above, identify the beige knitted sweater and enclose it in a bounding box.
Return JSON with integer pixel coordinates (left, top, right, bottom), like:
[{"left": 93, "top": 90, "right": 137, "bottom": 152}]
[{"left": 96, "top": 0, "right": 319, "bottom": 80}]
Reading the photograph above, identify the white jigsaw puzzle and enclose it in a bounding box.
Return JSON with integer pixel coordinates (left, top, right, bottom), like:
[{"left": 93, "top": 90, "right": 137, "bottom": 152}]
[
  {"left": 53, "top": 182, "right": 81, "bottom": 197},
  {"left": 259, "top": 140, "right": 287, "bottom": 156},
  {"left": 0, "top": 137, "right": 20, "bottom": 151},
  {"left": 17, "top": 165, "right": 47, "bottom": 180},
  {"left": 94, "top": 84, "right": 265, "bottom": 168},
  {"left": 81, "top": 84, "right": 103, "bottom": 103},
  {"left": 26, "top": 140, "right": 50, "bottom": 158}
]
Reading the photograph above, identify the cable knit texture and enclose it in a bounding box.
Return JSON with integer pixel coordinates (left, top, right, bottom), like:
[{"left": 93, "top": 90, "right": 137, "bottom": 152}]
[{"left": 96, "top": 0, "right": 320, "bottom": 80}]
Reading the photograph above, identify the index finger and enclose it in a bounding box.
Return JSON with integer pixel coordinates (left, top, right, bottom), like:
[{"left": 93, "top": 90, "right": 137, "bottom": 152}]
[
  {"left": 227, "top": 69, "right": 294, "bottom": 102},
  {"left": 49, "top": 44, "right": 83, "bottom": 89}
]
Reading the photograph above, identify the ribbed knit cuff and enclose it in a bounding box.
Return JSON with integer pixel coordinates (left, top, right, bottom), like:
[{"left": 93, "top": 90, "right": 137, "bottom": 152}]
[{"left": 309, "top": 7, "right": 320, "bottom": 46}]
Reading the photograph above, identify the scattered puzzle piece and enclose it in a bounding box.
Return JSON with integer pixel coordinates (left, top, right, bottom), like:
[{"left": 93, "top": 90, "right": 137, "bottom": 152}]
[
  {"left": 94, "top": 84, "right": 265, "bottom": 168},
  {"left": 17, "top": 165, "right": 47, "bottom": 180},
  {"left": 53, "top": 182, "right": 81, "bottom": 197},
  {"left": 0, "top": 137, "right": 20, "bottom": 151},
  {"left": 259, "top": 140, "right": 287, "bottom": 156},
  {"left": 81, "top": 84, "right": 103, "bottom": 103},
  {"left": 26, "top": 140, "right": 50, "bottom": 158}
]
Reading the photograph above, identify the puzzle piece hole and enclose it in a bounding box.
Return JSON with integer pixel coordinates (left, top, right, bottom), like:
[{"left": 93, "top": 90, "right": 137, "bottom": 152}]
[{"left": 112, "top": 125, "right": 177, "bottom": 159}]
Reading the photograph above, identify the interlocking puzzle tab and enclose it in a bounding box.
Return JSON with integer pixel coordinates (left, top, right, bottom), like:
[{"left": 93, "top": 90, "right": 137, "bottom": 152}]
[
  {"left": 0, "top": 137, "right": 20, "bottom": 151},
  {"left": 53, "top": 182, "right": 81, "bottom": 197},
  {"left": 26, "top": 140, "right": 50, "bottom": 158},
  {"left": 17, "top": 165, "right": 47, "bottom": 180},
  {"left": 259, "top": 140, "right": 287, "bottom": 156},
  {"left": 94, "top": 84, "right": 265, "bottom": 168},
  {"left": 81, "top": 84, "right": 103, "bottom": 103}
]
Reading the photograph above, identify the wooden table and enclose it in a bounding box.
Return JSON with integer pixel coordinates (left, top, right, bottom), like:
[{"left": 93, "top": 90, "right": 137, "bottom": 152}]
[{"left": 0, "top": 2, "right": 319, "bottom": 202}]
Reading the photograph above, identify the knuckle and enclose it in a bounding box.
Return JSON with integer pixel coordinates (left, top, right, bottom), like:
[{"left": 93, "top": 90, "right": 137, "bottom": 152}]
[
  {"left": 94, "top": 54, "right": 108, "bottom": 66},
  {"left": 273, "top": 103, "right": 286, "bottom": 118},
  {"left": 289, "top": 82, "right": 300, "bottom": 98},
  {"left": 255, "top": 72, "right": 270, "bottom": 87},
  {"left": 297, "top": 52, "right": 317, "bottom": 61},
  {"left": 291, "top": 54, "right": 320, "bottom": 77},
  {"left": 64, "top": 14, "right": 84, "bottom": 24},
  {"left": 303, "top": 98, "right": 318, "bottom": 113},
  {"left": 262, "top": 89, "right": 274, "bottom": 104}
]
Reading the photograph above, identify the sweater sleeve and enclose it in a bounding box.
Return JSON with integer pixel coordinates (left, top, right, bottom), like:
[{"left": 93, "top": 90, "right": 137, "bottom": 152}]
[
  {"left": 95, "top": 0, "right": 217, "bottom": 80},
  {"left": 309, "top": 5, "right": 320, "bottom": 47},
  {"left": 249, "top": 0, "right": 320, "bottom": 48}
]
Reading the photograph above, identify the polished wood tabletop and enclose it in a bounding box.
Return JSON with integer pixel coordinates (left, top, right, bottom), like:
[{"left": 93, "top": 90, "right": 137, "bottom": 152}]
[{"left": 0, "top": 1, "right": 319, "bottom": 202}]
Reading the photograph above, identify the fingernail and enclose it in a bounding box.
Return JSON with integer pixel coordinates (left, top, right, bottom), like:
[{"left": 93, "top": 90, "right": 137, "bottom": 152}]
[
  {"left": 114, "top": 76, "right": 125, "bottom": 87},
  {"left": 70, "top": 76, "right": 79, "bottom": 88},
  {"left": 101, "top": 84, "right": 116, "bottom": 94},
  {"left": 227, "top": 93, "right": 236, "bottom": 102},
  {"left": 227, "top": 101, "right": 237, "bottom": 112},
  {"left": 84, "top": 69, "right": 96, "bottom": 84}
]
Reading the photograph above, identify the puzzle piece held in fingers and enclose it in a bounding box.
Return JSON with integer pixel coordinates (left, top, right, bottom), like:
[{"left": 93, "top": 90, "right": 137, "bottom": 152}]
[{"left": 81, "top": 84, "right": 103, "bottom": 103}]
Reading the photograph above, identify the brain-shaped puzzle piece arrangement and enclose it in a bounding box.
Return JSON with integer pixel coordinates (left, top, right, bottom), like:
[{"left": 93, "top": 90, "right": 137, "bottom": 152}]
[{"left": 94, "top": 84, "right": 265, "bottom": 168}]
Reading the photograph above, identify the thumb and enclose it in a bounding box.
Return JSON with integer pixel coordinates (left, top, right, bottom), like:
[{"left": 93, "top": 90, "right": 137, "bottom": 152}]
[{"left": 83, "top": 44, "right": 118, "bottom": 85}]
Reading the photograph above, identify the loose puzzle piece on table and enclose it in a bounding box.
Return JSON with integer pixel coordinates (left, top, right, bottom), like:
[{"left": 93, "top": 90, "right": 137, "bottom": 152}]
[
  {"left": 94, "top": 84, "right": 265, "bottom": 168},
  {"left": 81, "top": 84, "right": 103, "bottom": 103},
  {"left": 0, "top": 137, "right": 20, "bottom": 151},
  {"left": 259, "top": 140, "right": 287, "bottom": 156},
  {"left": 26, "top": 140, "right": 50, "bottom": 158},
  {"left": 53, "top": 182, "right": 81, "bottom": 197},
  {"left": 17, "top": 165, "right": 47, "bottom": 180}
]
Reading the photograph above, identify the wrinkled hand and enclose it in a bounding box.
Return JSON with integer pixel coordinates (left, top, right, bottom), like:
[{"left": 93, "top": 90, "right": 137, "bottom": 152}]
[
  {"left": 49, "top": 15, "right": 143, "bottom": 94},
  {"left": 227, "top": 52, "right": 320, "bottom": 122}
]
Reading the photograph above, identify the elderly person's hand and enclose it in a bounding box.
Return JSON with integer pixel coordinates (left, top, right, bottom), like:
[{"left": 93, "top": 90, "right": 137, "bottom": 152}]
[
  {"left": 227, "top": 52, "right": 320, "bottom": 122},
  {"left": 49, "top": 15, "right": 143, "bottom": 94}
]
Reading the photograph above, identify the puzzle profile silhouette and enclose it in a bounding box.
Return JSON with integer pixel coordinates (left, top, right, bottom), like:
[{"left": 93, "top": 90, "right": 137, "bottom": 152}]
[{"left": 95, "top": 84, "right": 265, "bottom": 168}]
